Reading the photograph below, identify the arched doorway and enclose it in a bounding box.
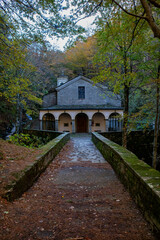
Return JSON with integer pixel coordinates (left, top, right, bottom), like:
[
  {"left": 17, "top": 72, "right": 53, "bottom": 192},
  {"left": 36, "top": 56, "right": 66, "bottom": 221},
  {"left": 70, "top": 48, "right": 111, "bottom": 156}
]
[
  {"left": 109, "top": 113, "right": 121, "bottom": 131},
  {"left": 92, "top": 112, "right": 105, "bottom": 132},
  {"left": 59, "top": 113, "right": 72, "bottom": 132},
  {"left": 42, "top": 113, "right": 55, "bottom": 130},
  {"left": 75, "top": 113, "right": 88, "bottom": 133}
]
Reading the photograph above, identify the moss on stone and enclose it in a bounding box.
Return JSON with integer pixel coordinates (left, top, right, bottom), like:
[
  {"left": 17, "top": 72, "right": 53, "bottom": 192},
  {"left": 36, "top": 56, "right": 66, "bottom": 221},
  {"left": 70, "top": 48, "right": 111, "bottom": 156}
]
[
  {"left": 11, "top": 171, "right": 24, "bottom": 180},
  {"left": 92, "top": 132, "right": 160, "bottom": 232},
  {"left": 2, "top": 132, "right": 70, "bottom": 202}
]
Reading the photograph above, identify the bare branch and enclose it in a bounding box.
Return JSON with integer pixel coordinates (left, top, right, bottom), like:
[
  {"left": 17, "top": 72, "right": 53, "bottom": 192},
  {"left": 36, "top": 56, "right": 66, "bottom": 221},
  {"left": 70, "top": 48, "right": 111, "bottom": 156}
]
[
  {"left": 112, "top": 0, "right": 160, "bottom": 39},
  {"left": 14, "top": 0, "right": 34, "bottom": 10},
  {"left": 148, "top": 0, "right": 160, "bottom": 8},
  {"left": 112, "top": 0, "right": 147, "bottom": 20},
  {"left": 126, "top": 12, "right": 146, "bottom": 52},
  {"left": 74, "top": 0, "right": 103, "bottom": 24}
]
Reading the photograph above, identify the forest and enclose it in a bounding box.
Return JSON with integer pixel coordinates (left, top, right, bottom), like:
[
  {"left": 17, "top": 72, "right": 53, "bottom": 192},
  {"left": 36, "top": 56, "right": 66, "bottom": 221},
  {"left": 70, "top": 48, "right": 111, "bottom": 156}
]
[{"left": 0, "top": 0, "right": 160, "bottom": 168}]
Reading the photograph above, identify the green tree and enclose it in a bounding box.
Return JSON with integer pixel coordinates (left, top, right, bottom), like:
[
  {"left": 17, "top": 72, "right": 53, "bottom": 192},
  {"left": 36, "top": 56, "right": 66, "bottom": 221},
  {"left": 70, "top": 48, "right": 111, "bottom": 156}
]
[
  {"left": 109, "top": 0, "right": 160, "bottom": 39},
  {"left": 68, "top": 0, "right": 160, "bottom": 39},
  {"left": 93, "top": 11, "right": 147, "bottom": 147},
  {"left": 130, "top": 36, "right": 160, "bottom": 169},
  {"left": 0, "top": 0, "right": 84, "bottom": 41},
  {"left": 0, "top": 13, "right": 41, "bottom": 133},
  {"left": 0, "top": 0, "right": 85, "bottom": 136}
]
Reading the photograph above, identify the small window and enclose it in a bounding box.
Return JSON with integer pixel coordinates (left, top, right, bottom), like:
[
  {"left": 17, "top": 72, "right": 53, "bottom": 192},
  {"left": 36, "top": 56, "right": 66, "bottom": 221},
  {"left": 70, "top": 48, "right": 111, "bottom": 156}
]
[
  {"left": 78, "top": 86, "right": 85, "bottom": 99},
  {"left": 95, "top": 123, "right": 100, "bottom": 127},
  {"left": 64, "top": 123, "right": 69, "bottom": 127}
]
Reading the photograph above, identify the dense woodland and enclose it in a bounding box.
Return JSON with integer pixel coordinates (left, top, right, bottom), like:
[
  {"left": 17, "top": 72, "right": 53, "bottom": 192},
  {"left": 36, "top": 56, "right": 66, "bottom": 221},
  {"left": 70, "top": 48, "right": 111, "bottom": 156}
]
[{"left": 0, "top": 0, "right": 159, "bottom": 168}]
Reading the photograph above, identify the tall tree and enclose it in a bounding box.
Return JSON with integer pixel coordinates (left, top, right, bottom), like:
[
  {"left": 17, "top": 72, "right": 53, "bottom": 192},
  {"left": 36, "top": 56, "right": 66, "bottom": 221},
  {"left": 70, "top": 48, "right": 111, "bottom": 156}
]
[
  {"left": 131, "top": 36, "right": 160, "bottom": 169},
  {"left": 0, "top": 13, "right": 41, "bottom": 132},
  {"left": 93, "top": 11, "right": 146, "bottom": 147}
]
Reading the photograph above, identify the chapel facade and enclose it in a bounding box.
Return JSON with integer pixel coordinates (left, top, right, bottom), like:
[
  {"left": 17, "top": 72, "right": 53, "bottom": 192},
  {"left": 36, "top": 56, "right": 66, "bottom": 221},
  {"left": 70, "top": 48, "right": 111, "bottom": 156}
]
[{"left": 39, "top": 75, "right": 123, "bottom": 133}]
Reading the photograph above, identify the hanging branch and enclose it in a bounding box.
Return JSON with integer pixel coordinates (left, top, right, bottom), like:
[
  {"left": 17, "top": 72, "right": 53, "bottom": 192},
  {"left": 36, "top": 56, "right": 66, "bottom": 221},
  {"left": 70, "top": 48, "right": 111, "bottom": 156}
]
[
  {"left": 148, "top": 0, "right": 160, "bottom": 8},
  {"left": 112, "top": 0, "right": 147, "bottom": 19},
  {"left": 111, "top": 0, "right": 160, "bottom": 39}
]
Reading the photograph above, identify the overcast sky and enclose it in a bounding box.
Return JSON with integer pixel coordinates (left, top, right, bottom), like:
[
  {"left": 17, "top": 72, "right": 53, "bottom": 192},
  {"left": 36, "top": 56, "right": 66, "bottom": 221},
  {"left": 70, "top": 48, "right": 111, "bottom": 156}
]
[{"left": 47, "top": 15, "right": 96, "bottom": 51}]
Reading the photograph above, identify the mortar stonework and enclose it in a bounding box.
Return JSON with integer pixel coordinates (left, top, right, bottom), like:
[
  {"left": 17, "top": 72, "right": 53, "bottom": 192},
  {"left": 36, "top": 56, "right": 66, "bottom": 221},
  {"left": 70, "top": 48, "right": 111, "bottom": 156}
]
[
  {"left": 57, "top": 78, "right": 121, "bottom": 106},
  {"left": 42, "top": 91, "right": 57, "bottom": 107}
]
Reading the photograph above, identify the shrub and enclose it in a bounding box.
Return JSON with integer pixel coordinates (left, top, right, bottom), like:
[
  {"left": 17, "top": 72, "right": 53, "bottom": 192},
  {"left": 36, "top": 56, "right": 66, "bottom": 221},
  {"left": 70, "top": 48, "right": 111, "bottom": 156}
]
[{"left": 8, "top": 133, "right": 51, "bottom": 148}]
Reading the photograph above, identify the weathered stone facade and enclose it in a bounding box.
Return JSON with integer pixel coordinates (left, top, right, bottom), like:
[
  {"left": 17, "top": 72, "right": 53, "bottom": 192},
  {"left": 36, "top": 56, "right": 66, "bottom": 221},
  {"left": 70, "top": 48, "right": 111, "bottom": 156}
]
[
  {"left": 39, "top": 76, "right": 123, "bottom": 133},
  {"left": 42, "top": 90, "right": 57, "bottom": 107},
  {"left": 57, "top": 76, "right": 121, "bottom": 106}
]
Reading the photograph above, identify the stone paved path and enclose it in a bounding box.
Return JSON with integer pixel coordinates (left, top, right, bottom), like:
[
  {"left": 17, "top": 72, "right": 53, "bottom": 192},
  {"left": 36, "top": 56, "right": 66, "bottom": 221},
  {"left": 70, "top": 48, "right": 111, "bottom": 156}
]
[{"left": 0, "top": 134, "right": 158, "bottom": 240}]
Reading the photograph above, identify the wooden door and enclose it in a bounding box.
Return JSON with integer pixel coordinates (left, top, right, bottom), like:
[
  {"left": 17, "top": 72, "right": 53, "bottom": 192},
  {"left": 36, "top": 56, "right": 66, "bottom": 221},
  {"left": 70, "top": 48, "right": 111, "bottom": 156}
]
[{"left": 76, "top": 113, "right": 88, "bottom": 133}]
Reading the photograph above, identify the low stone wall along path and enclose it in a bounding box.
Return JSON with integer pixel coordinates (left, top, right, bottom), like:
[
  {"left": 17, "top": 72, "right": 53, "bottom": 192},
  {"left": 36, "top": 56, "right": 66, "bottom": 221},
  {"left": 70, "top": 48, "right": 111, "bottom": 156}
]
[{"left": 0, "top": 134, "right": 159, "bottom": 240}]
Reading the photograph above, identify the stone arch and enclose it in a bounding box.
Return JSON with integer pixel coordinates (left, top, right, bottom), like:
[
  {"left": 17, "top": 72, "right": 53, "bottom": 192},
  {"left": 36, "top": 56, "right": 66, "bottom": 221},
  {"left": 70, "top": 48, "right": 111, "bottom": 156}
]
[
  {"left": 92, "top": 112, "right": 105, "bottom": 132},
  {"left": 58, "top": 113, "right": 72, "bottom": 132},
  {"left": 75, "top": 113, "right": 88, "bottom": 133},
  {"left": 109, "top": 112, "right": 122, "bottom": 131},
  {"left": 42, "top": 113, "right": 55, "bottom": 130}
]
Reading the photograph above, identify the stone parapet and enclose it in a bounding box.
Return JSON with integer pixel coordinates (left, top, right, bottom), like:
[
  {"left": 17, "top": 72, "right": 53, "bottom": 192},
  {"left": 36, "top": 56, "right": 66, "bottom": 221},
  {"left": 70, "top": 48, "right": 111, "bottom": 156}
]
[
  {"left": 2, "top": 132, "right": 70, "bottom": 201},
  {"left": 92, "top": 132, "right": 160, "bottom": 232}
]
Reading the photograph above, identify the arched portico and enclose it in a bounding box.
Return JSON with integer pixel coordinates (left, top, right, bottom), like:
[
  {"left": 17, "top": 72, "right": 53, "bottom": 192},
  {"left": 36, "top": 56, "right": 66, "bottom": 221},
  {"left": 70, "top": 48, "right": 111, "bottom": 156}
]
[
  {"left": 42, "top": 113, "right": 55, "bottom": 130},
  {"left": 109, "top": 112, "right": 122, "bottom": 131},
  {"left": 39, "top": 109, "right": 123, "bottom": 132},
  {"left": 92, "top": 112, "right": 105, "bottom": 132},
  {"left": 75, "top": 113, "right": 88, "bottom": 133},
  {"left": 58, "top": 113, "right": 72, "bottom": 132}
]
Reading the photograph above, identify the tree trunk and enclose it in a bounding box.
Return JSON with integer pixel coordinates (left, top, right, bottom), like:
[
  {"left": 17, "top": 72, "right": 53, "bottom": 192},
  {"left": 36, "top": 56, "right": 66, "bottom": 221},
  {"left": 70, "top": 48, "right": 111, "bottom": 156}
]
[
  {"left": 122, "top": 53, "right": 129, "bottom": 148},
  {"left": 16, "top": 93, "right": 20, "bottom": 134},
  {"left": 19, "top": 103, "right": 23, "bottom": 133},
  {"left": 140, "top": 0, "right": 160, "bottom": 39},
  {"left": 122, "top": 84, "right": 129, "bottom": 148},
  {"left": 152, "top": 65, "right": 160, "bottom": 169}
]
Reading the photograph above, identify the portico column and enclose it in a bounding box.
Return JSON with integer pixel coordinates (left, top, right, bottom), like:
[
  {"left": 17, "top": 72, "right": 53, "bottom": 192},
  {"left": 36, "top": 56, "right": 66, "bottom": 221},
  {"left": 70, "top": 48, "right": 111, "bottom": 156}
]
[
  {"left": 55, "top": 119, "right": 58, "bottom": 131},
  {"left": 72, "top": 119, "right": 75, "bottom": 133},
  {"left": 89, "top": 119, "right": 92, "bottom": 133},
  {"left": 105, "top": 119, "right": 109, "bottom": 132},
  {"left": 39, "top": 119, "right": 43, "bottom": 130}
]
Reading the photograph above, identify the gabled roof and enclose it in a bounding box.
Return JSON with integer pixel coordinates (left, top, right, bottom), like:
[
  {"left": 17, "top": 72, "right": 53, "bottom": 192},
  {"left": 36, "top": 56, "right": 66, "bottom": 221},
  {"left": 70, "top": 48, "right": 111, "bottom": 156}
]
[{"left": 55, "top": 75, "right": 108, "bottom": 91}]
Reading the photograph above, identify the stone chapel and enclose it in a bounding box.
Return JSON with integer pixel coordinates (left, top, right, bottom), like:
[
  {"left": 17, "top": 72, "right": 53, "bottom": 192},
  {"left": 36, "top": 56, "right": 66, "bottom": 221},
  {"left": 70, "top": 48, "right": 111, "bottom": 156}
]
[{"left": 39, "top": 75, "right": 123, "bottom": 133}]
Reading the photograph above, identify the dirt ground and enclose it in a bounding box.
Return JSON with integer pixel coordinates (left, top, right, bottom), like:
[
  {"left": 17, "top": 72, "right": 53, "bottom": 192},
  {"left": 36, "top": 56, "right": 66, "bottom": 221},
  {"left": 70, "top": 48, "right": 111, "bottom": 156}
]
[
  {"left": 0, "top": 139, "right": 42, "bottom": 195},
  {"left": 0, "top": 134, "right": 159, "bottom": 240}
]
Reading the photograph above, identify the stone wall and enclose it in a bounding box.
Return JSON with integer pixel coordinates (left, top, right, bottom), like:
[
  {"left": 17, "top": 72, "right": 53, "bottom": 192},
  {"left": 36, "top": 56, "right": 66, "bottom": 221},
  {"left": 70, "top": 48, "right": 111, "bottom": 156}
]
[
  {"left": 101, "top": 131, "right": 160, "bottom": 168},
  {"left": 2, "top": 132, "right": 70, "bottom": 201},
  {"left": 92, "top": 132, "right": 160, "bottom": 232},
  {"left": 42, "top": 91, "right": 57, "bottom": 107}
]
